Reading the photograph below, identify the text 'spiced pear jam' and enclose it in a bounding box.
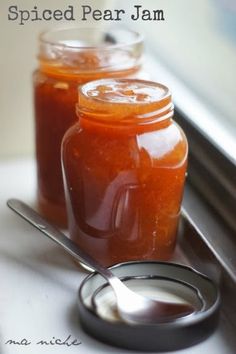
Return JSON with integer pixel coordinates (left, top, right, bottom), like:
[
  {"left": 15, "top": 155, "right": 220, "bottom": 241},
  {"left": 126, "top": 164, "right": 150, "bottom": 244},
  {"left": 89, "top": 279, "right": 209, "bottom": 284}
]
[{"left": 62, "top": 79, "right": 188, "bottom": 266}]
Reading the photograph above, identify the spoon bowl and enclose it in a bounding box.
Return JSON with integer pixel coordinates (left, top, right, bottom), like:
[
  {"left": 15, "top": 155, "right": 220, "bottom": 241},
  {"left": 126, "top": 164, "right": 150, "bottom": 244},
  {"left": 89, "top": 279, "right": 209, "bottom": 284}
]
[{"left": 7, "top": 198, "right": 195, "bottom": 324}]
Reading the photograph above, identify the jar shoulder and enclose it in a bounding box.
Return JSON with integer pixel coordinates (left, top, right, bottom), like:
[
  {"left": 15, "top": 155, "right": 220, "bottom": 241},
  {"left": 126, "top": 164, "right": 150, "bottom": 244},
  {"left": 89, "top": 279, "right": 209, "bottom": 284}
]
[
  {"left": 33, "top": 69, "right": 73, "bottom": 86},
  {"left": 137, "top": 121, "right": 188, "bottom": 164},
  {"left": 62, "top": 120, "right": 188, "bottom": 168}
]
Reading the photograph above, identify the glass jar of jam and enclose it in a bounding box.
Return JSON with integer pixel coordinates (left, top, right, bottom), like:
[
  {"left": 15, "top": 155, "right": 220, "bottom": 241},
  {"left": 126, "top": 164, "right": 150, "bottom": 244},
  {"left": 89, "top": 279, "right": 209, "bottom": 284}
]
[
  {"left": 62, "top": 79, "right": 188, "bottom": 266},
  {"left": 33, "top": 28, "right": 143, "bottom": 227}
]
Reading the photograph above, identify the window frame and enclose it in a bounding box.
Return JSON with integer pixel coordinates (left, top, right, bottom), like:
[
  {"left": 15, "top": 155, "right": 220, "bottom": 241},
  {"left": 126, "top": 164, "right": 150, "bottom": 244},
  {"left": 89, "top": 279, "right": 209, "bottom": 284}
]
[{"left": 145, "top": 53, "right": 236, "bottom": 234}]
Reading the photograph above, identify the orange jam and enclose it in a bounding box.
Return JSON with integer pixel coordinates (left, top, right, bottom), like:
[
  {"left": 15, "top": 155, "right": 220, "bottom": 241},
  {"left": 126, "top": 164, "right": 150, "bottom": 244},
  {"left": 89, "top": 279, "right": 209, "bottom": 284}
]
[
  {"left": 62, "top": 79, "right": 188, "bottom": 266},
  {"left": 33, "top": 28, "right": 143, "bottom": 227}
]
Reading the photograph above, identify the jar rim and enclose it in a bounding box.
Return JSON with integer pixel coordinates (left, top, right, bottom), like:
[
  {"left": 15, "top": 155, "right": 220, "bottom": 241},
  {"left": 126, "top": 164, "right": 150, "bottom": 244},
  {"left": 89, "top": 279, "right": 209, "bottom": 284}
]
[
  {"left": 39, "top": 26, "right": 144, "bottom": 51},
  {"left": 80, "top": 78, "right": 171, "bottom": 104},
  {"left": 77, "top": 79, "right": 174, "bottom": 126}
]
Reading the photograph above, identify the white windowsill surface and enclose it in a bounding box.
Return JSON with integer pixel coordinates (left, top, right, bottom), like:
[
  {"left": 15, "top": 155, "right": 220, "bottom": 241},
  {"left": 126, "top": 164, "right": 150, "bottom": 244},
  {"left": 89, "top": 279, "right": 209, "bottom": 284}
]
[{"left": 0, "top": 157, "right": 235, "bottom": 354}]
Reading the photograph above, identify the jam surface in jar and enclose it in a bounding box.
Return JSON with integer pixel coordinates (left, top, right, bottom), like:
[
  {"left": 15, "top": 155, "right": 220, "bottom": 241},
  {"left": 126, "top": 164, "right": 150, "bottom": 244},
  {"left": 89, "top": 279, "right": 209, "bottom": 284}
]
[
  {"left": 34, "top": 28, "right": 143, "bottom": 227},
  {"left": 62, "top": 79, "right": 188, "bottom": 266}
]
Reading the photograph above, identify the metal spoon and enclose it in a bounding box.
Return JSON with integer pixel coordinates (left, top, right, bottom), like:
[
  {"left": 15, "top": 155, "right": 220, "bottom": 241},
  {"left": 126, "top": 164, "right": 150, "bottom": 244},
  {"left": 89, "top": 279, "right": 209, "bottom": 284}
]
[{"left": 7, "top": 199, "right": 195, "bottom": 324}]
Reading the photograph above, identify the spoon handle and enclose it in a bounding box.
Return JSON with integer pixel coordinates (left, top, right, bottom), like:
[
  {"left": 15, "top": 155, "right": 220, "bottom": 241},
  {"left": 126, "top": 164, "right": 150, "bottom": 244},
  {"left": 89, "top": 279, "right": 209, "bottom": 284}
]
[{"left": 7, "top": 199, "right": 114, "bottom": 281}]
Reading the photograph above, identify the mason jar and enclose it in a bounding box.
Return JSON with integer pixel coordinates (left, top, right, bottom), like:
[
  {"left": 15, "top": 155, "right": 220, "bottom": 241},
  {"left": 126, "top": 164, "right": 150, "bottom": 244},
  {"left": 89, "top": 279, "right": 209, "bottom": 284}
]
[
  {"left": 33, "top": 27, "right": 143, "bottom": 227},
  {"left": 62, "top": 78, "right": 188, "bottom": 266}
]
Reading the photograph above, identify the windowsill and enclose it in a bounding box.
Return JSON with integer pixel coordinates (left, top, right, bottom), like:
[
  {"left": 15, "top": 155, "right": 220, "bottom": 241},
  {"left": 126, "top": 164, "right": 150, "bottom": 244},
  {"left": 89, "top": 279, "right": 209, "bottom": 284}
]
[
  {"left": 181, "top": 182, "right": 236, "bottom": 329},
  {"left": 182, "top": 183, "right": 236, "bottom": 283},
  {"left": 0, "top": 157, "right": 236, "bottom": 353}
]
